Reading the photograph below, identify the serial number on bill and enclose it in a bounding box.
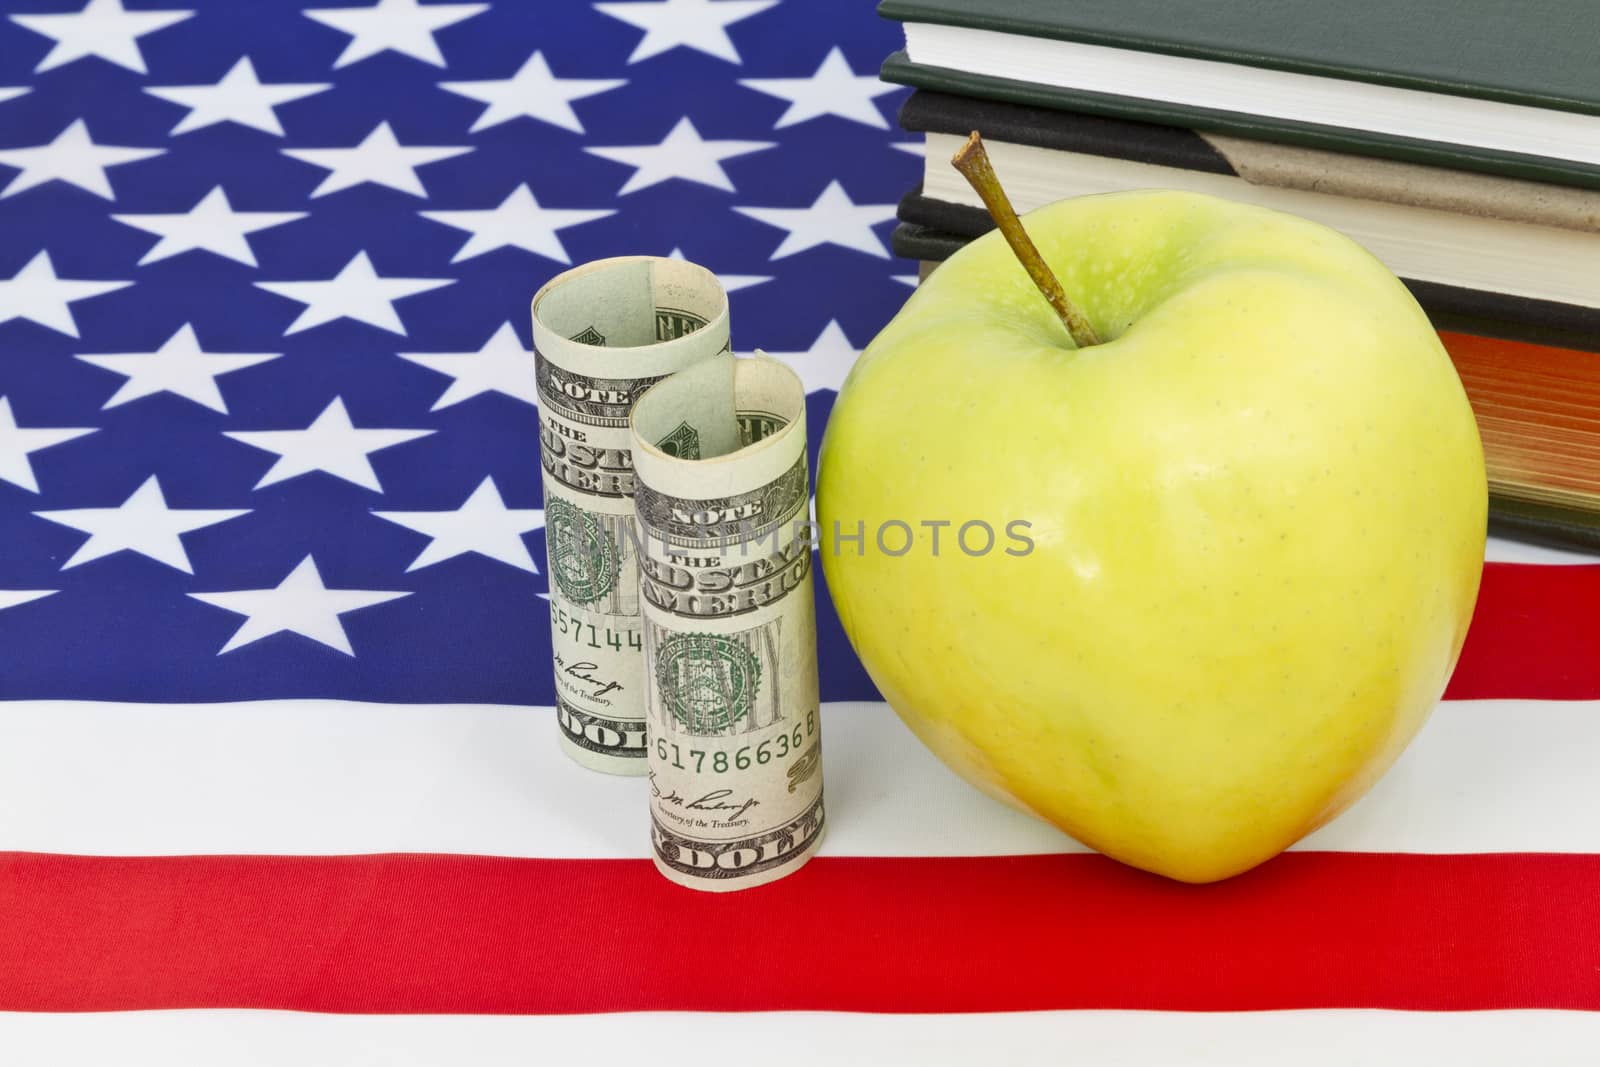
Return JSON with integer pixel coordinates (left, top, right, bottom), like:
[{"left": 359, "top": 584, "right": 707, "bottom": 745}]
[
  {"left": 550, "top": 605, "right": 642, "bottom": 652},
  {"left": 655, "top": 710, "right": 817, "bottom": 774}
]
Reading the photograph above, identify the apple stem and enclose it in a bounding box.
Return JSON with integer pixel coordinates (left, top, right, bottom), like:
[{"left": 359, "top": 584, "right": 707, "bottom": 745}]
[{"left": 952, "top": 131, "right": 1101, "bottom": 349}]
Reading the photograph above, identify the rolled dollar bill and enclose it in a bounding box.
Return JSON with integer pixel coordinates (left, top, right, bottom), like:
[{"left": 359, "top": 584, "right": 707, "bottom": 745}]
[
  {"left": 532, "top": 256, "right": 730, "bottom": 775},
  {"left": 630, "top": 353, "right": 825, "bottom": 891}
]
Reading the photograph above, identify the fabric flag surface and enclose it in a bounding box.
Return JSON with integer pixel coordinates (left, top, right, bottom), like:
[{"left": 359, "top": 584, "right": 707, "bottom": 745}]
[{"left": 1, "top": 1, "right": 1599, "bottom": 1063}]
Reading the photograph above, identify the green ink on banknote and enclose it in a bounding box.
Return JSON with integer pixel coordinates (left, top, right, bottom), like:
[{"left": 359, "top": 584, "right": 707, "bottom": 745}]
[
  {"left": 655, "top": 631, "right": 761, "bottom": 735},
  {"left": 547, "top": 497, "right": 621, "bottom": 605},
  {"left": 655, "top": 306, "right": 708, "bottom": 341},
  {"left": 656, "top": 420, "right": 702, "bottom": 460}
]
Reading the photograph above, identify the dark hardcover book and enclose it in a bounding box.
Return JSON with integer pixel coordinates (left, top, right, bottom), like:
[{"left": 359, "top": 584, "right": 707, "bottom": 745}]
[
  {"left": 879, "top": 0, "right": 1600, "bottom": 189},
  {"left": 901, "top": 91, "right": 1238, "bottom": 176},
  {"left": 898, "top": 91, "right": 1600, "bottom": 351},
  {"left": 1486, "top": 500, "right": 1600, "bottom": 553}
]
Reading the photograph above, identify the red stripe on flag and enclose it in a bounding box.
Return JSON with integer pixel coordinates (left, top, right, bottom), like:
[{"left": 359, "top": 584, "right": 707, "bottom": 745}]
[
  {"left": 1449, "top": 562, "right": 1600, "bottom": 699},
  {"left": 6, "top": 851, "right": 1600, "bottom": 1014}
]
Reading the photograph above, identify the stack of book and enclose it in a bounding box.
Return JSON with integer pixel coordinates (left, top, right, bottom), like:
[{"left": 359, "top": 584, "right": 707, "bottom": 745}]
[{"left": 879, "top": 0, "right": 1600, "bottom": 548}]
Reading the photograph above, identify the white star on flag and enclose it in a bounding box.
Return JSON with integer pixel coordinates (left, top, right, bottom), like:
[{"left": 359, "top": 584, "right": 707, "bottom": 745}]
[
  {"left": 0, "top": 396, "right": 95, "bottom": 494},
  {"left": 34, "top": 475, "right": 249, "bottom": 573},
  {"left": 760, "top": 320, "right": 860, "bottom": 395},
  {"left": 667, "top": 248, "right": 771, "bottom": 292},
  {"left": 0, "top": 119, "right": 163, "bottom": 200},
  {"left": 10, "top": 0, "right": 193, "bottom": 74},
  {"left": 0, "top": 89, "right": 29, "bottom": 105},
  {"left": 740, "top": 47, "right": 902, "bottom": 129},
  {"left": 893, "top": 140, "right": 923, "bottom": 156},
  {"left": 374, "top": 477, "right": 545, "bottom": 573},
  {"left": 587, "top": 116, "right": 774, "bottom": 195},
  {"left": 76, "top": 323, "right": 280, "bottom": 413},
  {"left": 224, "top": 397, "right": 433, "bottom": 492},
  {"left": 893, "top": 273, "right": 919, "bottom": 287},
  {"left": 0, "top": 251, "right": 129, "bottom": 338},
  {"left": 398, "top": 322, "right": 537, "bottom": 410},
  {"left": 420, "top": 185, "right": 613, "bottom": 264},
  {"left": 439, "top": 50, "right": 625, "bottom": 133},
  {"left": 734, "top": 180, "right": 897, "bottom": 259},
  {"left": 282, "top": 121, "right": 471, "bottom": 198},
  {"left": 189, "top": 555, "right": 410, "bottom": 656},
  {"left": 303, "top": 0, "right": 488, "bottom": 69},
  {"left": 0, "top": 589, "right": 55, "bottom": 612},
  {"left": 594, "top": 0, "right": 778, "bottom": 64},
  {"left": 111, "top": 186, "right": 306, "bottom": 267},
  {"left": 254, "top": 251, "right": 453, "bottom": 335},
  {"left": 145, "top": 56, "right": 332, "bottom": 136}
]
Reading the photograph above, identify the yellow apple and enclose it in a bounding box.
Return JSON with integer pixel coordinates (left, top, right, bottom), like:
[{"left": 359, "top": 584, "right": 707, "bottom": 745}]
[{"left": 817, "top": 189, "right": 1486, "bottom": 883}]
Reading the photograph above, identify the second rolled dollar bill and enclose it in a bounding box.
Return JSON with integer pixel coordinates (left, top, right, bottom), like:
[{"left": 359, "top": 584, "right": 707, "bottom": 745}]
[
  {"left": 630, "top": 353, "right": 825, "bottom": 891},
  {"left": 533, "top": 256, "right": 730, "bottom": 775}
]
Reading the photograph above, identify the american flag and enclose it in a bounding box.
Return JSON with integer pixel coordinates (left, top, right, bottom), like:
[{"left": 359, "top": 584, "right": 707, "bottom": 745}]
[{"left": 1, "top": 1, "right": 1597, "bottom": 1063}]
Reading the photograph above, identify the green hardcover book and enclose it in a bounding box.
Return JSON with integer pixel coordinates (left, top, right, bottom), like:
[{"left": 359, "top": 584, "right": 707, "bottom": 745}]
[{"left": 878, "top": 0, "right": 1600, "bottom": 189}]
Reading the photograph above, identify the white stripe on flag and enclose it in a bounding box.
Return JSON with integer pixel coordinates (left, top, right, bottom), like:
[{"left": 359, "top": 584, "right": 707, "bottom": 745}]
[
  {"left": 5, "top": 1009, "right": 1599, "bottom": 1067},
  {"left": 1485, "top": 535, "right": 1598, "bottom": 565},
  {"left": 2, "top": 697, "right": 1595, "bottom": 857}
]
